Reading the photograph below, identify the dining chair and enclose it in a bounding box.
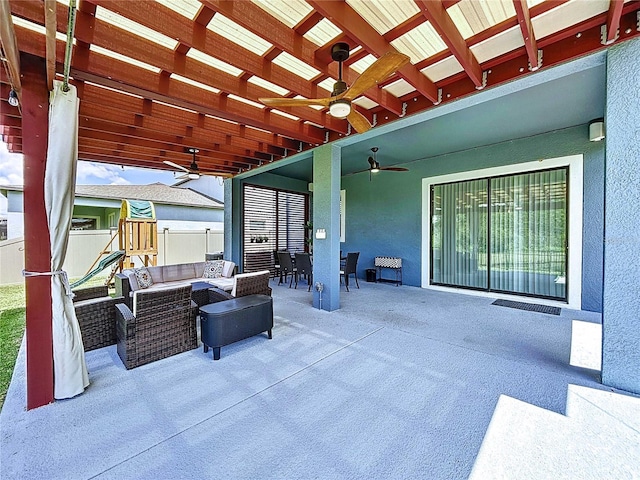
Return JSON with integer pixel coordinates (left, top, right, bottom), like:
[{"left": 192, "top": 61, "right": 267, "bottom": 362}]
[
  {"left": 340, "top": 252, "right": 360, "bottom": 292},
  {"left": 277, "top": 251, "right": 297, "bottom": 288},
  {"left": 294, "top": 252, "right": 313, "bottom": 291}
]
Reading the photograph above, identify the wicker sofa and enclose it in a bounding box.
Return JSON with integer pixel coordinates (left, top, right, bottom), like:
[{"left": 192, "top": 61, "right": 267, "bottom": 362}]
[
  {"left": 115, "top": 285, "right": 198, "bottom": 369},
  {"left": 115, "top": 260, "right": 236, "bottom": 309},
  {"left": 72, "top": 285, "right": 124, "bottom": 352}
]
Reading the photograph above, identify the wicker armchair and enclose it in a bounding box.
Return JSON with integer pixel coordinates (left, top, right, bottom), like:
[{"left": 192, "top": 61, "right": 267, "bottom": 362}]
[
  {"left": 208, "top": 270, "right": 272, "bottom": 303},
  {"left": 115, "top": 285, "right": 198, "bottom": 369},
  {"left": 72, "top": 285, "right": 124, "bottom": 352}
]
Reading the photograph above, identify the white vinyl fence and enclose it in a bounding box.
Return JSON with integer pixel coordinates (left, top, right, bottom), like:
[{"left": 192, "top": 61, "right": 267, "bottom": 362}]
[{"left": 0, "top": 228, "right": 224, "bottom": 286}]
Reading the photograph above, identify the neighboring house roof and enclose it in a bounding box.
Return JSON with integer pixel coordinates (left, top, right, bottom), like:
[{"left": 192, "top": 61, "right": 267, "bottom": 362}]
[{"left": 0, "top": 183, "right": 223, "bottom": 209}]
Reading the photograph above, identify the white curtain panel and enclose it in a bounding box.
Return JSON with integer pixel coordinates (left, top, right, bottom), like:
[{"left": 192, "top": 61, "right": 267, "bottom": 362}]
[{"left": 46, "top": 80, "right": 89, "bottom": 399}]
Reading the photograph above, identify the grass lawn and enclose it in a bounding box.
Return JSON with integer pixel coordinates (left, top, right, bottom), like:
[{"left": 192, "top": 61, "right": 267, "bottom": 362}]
[
  {"left": 0, "top": 276, "right": 110, "bottom": 411},
  {"left": 0, "top": 283, "right": 26, "bottom": 410}
]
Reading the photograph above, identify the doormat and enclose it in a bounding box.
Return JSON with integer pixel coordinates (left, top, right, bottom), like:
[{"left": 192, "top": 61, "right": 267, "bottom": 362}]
[{"left": 491, "top": 299, "right": 561, "bottom": 316}]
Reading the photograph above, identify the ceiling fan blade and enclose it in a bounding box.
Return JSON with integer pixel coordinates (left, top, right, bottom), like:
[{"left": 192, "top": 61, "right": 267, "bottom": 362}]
[
  {"left": 380, "top": 167, "right": 409, "bottom": 171},
  {"left": 259, "top": 97, "right": 333, "bottom": 108},
  {"left": 346, "top": 109, "right": 372, "bottom": 133},
  {"left": 343, "top": 51, "right": 411, "bottom": 101},
  {"left": 163, "top": 160, "right": 189, "bottom": 173}
]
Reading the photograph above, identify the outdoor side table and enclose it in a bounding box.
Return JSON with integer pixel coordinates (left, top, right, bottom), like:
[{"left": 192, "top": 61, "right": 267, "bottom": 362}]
[{"left": 375, "top": 256, "right": 402, "bottom": 286}]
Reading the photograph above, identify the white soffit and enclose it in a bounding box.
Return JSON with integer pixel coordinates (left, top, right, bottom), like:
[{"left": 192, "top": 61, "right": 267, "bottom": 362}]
[
  {"left": 273, "top": 52, "right": 321, "bottom": 80},
  {"left": 532, "top": 0, "right": 609, "bottom": 40},
  {"left": 248, "top": 76, "right": 289, "bottom": 96},
  {"left": 352, "top": 97, "right": 379, "bottom": 109},
  {"left": 89, "top": 45, "right": 161, "bottom": 73},
  {"left": 156, "top": 0, "right": 202, "bottom": 20},
  {"left": 95, "top": 7, "right": 178, "bottom": 50},
  {"left": 448, "top": 0, "right": 516, "bottom": 39},
  {"left": 383, "top": 78, "right": 416, "bottom": 98},
  {"left": 207, "top": 13, "right": 272, "bottom": 55},
  {"left": 350, "top": 54, "right": 377, "bottom": 74},
  {"left": 391, "top": 22, "right": 448, "bottom": 64},
  {"left": 251, "top": 0, "right": 313, "bottom": 28},
  {"left": 186, "top": 49, "right": 244, "bottom": 77},
  {"left": 470, "top": 25, "right": 525, "bottom": 64},
  {"left": 421, "top": 56, "right": 464, "bottom": 83},
  {"left": 171, "top": 74, "right": 221, "bottom": 94},
  {"left": 304, "top": 18, "right": 342, "bottom": 46},
  {"left": 346, "top": 0, "right": 420, "bottom": 35}
]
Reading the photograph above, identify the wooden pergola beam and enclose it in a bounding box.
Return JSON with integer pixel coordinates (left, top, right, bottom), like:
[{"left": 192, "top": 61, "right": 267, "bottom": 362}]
[
  {"left": 513, "top": 0, "right": 539, "bottom": 70},
  {"left": 308, "top": 0, "right": 439, "bottom": 102},
  {"left": 44, "top": 0, "right": 57, "bottom": 90},
  {"left": 199, "top": 0, "right": 404, "bottom": 114},
  {"left": 414, "top": 0, "right": 483, "bottom": 88},
  {"left": 0, "top": 0, "right": 21, "bottom": 100},
  {"left": 606, "top": 0, "right": 624, "bottom": 44}
]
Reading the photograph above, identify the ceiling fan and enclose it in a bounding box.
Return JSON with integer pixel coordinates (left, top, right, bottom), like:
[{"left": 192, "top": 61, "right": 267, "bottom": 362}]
[
  {"left": 259, "top": 43, "right": 410, "bottom": 134},
  {"left": 163, "top": 147, "right": 201, "bottom": 180},
  {"left": 355, "top": 147, "right": 408, "bottom": 180}
]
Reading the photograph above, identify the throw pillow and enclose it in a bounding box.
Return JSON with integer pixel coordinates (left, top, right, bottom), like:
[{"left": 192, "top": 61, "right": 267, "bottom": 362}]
[
  {"left": 203, "top": 260, "right": 224, "bottom": 279},
  {"left": 133, "top": 267, "right": 154, "bottom": 289}
]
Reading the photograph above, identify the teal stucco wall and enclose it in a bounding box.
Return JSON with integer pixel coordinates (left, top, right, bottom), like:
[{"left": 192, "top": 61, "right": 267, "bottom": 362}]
[{"left": 340, "top": 124, "right": 604, "bottom": 312}]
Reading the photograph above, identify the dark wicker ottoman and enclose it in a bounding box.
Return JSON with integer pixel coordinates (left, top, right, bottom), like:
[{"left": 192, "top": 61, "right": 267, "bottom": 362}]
[{"left": 199, "top": 295, "right": 273, "bottom": 360}]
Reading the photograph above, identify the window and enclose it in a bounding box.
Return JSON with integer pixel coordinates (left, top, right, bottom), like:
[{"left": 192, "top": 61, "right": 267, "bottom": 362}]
[
  {"left": 71, "top": 216, "right": 100, "bottom": 230},
  {"left": 243, "top": 184, "right": 309, "bottom": 273},
  {"left": 430, "top": 167, "right": 568, "bottom": 301}
]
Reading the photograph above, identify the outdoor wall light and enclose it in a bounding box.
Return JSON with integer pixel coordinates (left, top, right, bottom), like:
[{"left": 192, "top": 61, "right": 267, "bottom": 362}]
[
  {"left": 589, "top": 119, "right": 605, "bottom": 142},
  {"left": 8, "top": 89, "right": 19, "bottom": 107},
  {"left": 329, "top": 99, "right": 350, "bottom": 118}
]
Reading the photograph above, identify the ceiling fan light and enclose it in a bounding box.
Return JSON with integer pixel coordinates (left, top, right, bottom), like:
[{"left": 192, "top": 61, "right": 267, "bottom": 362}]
[
  {"left": 329, "top": 99, "right": 351, "bottom": 118},
  {"left": 188, "top": 172, "right": 200, "bottom": 180},
  {"left": 370, "top": 161, "right": 380, "bottom": 173}
]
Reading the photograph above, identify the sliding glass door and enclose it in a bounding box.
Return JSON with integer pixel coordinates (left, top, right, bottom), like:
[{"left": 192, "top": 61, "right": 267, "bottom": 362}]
[{"left": 431, "top": 167, "right": 567, "bottom": 301}]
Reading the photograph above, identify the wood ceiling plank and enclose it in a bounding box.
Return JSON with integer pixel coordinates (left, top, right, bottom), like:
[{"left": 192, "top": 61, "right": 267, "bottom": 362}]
[
  {"left": 414, "top": 0, "right": 483, "bottom": 88},
  {"left": 307, "top": 0, "right": 439, "bottom": 103},
  {"left": 513, "top": 0, "right": 539, "bottom": 70}
]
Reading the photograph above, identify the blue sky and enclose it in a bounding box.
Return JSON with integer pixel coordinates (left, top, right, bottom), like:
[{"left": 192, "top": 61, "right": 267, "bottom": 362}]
[{"left": 0, "top": 141, "right": 178, "bottom": 214}]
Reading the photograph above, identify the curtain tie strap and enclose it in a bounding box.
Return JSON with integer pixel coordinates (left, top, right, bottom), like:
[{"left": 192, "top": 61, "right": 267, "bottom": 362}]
[{"left": 22, "top": 269, "right": 74, "bottom": 298}]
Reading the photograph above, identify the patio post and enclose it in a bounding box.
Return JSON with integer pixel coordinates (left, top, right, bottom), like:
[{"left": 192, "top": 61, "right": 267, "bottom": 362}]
[
  {"left": 602, "top": 36, "right": 640, "bottom": 395},
  {"left": 312, "top": 144, "right": 341, "bottom": 311},
  {"left": 21, "top": 53, "right": 54, "bottom": 409}
]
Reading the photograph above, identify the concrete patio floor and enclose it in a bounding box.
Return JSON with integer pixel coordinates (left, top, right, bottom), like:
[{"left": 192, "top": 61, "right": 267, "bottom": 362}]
[{"left": 1, "top": 280, "right": 639, "bottom": 479}]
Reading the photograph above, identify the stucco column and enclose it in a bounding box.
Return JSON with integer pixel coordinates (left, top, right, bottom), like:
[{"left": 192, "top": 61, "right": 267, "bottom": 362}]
[
  {"left": 312, "top": 144, "right": 341, "bottom": 311},
  {"left": 602, "top": 37, "right": 640, "bottom": 394},
  {"left": 224, "top": 177, "right": 241, "bottom": 265}
]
